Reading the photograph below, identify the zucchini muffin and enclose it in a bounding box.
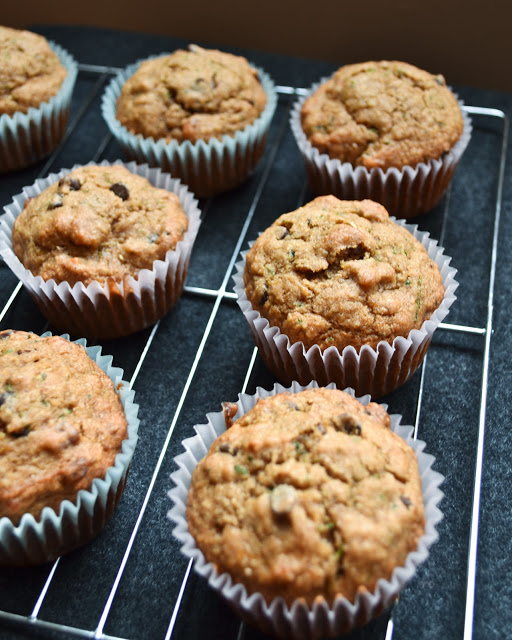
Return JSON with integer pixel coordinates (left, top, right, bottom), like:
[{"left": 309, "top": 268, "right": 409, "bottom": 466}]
[
  {"left": 12, "top": 163, "right": 189, "bottom": 287},
  {"left": 244, "top": 196, "right": 444, "bottom": 351},
  {"left": 0, "top": 330, "right": 128, "bottom": 525},
  {"left": 102, "top": 46, "right": 277, "bottom": 197},
  {"left": 0, "top": 26, "right": 67, "bottom": 116},
  {"left": 170, "top": 382, "right": 444, "bottom": 637},
  {"left": 235, "top": 195, "right": 457, "bottom": 396},
  {"left": 301, "top": 60, "right": 464, "bottom": 171},
  {"left": 0, "top": 162, "right": 201, "bottom": 339},
  {"left": 290, "top": 60, "right": 471, "bottom": 217},
  {"left": 116, "top": 44, "right": 267, "bottom": 143},
  {"left": 0, "top": 26, "right": 77, "bottom": 173},
  {"left": 187, "top": 387, "right": 425, "bottom": 605}
]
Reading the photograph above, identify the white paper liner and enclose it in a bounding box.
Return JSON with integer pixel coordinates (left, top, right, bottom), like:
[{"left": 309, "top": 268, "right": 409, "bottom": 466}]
[
  {"left": 233, "top": 221, "right": 458, "bottom": 398},
  {"left": 290, "top": 78, "right": 472, "bottom": 218},
  {"left": 168, "top": 381, "right": 444, "bottom": 639},
  {"left": 0, "top": 160, "right": 202, "bottom": 339},
  {"left": 0, "top": 41, "right": 78, "bottom": 173},
  {"left": 0, "top": 333, "right": 139, "bottom": 566},
  {"left": 101, "top": 54, "right": 278, "bottom": 198}
]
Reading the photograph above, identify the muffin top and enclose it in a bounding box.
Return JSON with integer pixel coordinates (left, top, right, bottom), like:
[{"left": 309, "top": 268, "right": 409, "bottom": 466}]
[
  {"left": 12, "top": 164, "right": 189, "bottom": 286},
  {"left": 0, "top": 330, "right": 128, "bottom": 524},
  {"left": 301, "top": 60, "right": 464, "bottom": 170},
  {"left": 187, "top": 387, "right": 425, "bottom": 605},
  {"left": 116, "top": 44, "right": 267, "bottom": 143},
  {"left": 244, "top": 196, "right": 445, "bottom": 351},
  {"left": 0, "top": 26, "right": 67, "bottom": 117}
]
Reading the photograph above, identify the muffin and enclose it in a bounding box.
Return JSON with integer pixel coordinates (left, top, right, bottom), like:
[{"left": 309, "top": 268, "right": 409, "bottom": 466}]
[
  {"left": 0, "top": 161, "right": 201, "bottom": 339},
  {"left": 12, "top": 164, "right": 189, "bottom": 286},
  {"left": 290, "top": 60, "right": 472, "bottom": 218},
  {"left": 188, "top": 387, "right": 425, "bottom": 604},
  {"left": 169, "top": 382, "right": 444, "bottom": 638},
  {"left": 116, "top": 44, "right": 267, "bottom": 144},
  {"left": 0, "top": 26, "right": 77, "bottom": 172},
  {"left": 102, "top": 45, "right": 277, "bottom": 197},
  {"left": 0, "top": 330, "right": 139, "bottom": 565},
  {"left": 234, "top": 196, "right": 458, "bottom": 397}
]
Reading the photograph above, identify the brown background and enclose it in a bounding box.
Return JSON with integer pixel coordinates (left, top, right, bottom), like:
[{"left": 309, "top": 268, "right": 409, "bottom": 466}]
[{"left": 3, "top": 0, "right": 511, "bottom": 92}]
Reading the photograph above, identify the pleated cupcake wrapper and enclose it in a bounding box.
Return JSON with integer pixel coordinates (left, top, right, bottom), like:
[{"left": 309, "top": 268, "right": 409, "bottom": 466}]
[
  {"left": 233, "top": 221, "right": 458, "bottom": 398},
  {"left": 290, "top": 79, "right": 472, "bottom": 218},
  {"left": 0, "top": 160, "right": 202, "bottom": 340},
  {"left": 101, "top": 55, "right": 278, "bottom": 198},
  {"left": 0, "top": 41, "right": 78, "bottom": 173},
  {"left": 0, "top": 334, "right": 140, "bottom": 566},
  {"left": 168, "top": 380, "right": 444, "bottom": 639}
]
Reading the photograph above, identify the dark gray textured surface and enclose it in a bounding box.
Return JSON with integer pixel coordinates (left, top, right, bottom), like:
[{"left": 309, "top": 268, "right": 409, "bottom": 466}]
[{"left": 0, "top": 25, "right": 511, "bottom": 640}]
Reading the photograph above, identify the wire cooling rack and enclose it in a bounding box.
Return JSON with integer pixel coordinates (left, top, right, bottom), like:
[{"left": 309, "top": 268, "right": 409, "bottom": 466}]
[{"left": 0, "top": 57, "right": 509, "bottom": 640}]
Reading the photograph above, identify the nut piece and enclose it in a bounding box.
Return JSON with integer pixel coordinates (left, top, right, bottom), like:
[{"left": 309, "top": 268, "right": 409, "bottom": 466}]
[
  {"left": 222, "top": 402, "right": 239, "bottom": 429},
  {"left": 270, "top": 484, "right": 296, "bottom": 516}
]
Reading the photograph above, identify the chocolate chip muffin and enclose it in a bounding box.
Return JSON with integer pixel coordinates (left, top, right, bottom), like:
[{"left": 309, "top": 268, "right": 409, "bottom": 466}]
[
  {"left": 0, "top": 26, "right": 68, "bottom": 116},
  {"left": 0, "top": 330, "right": 128, "bottom": 525},
  {"left": 301, "top": 60, "right": 464, "bottom": 171},
  {"left": 11, "top": 164, "right": 189, "bottom": 287},
  {"left": 187, "top": 387, "right": 425, "bottom": 605},
  {"left": 116, "top": 44, "right": 267, "bottom": 144},
  {"left": 244, "top": 195, "right": 445, "bottom": 352}
]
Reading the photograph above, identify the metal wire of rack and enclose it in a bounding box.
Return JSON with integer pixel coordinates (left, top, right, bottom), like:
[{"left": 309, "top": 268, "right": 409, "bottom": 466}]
[{"left": 0, "top": 55, "right": 509, "bottom": 640}]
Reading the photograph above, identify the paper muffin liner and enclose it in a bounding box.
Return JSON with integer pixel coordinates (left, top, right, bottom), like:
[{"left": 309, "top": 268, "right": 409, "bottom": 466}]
[
  {"left": 290, "top": 78, "right": 472, "bottom": 218},
  {"left": 168, "top": 380, "right": 444, "bottom": 639},
  {"left": 101, "top": 55, "right": 278, "bottom": 198},
  {"left": 233, "top": 221, "right": 458, "bottom": 398},
  {"left": 0, "top": 41, "right": 78, "bottom": 173},
  {"left": 0, "top": 334, "right": 139, "bottom": 566},
  {"left": 0, "top": 160, "right": 202, "bottom": 340}
]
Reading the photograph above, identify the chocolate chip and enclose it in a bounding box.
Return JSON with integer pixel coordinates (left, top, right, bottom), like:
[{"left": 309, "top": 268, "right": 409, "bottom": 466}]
[
  {"left": 110, "top": 183, "right": 129, "bottom": 200},
  {"left": 400, "top": 496, "right": 412, "bottom": 509},
  {"left": 218, "top": 442, "right": 238, "bottom": 456},
  {"left": 58, "top": 177, "right": 81, "bottom": 190},
  {"left": 0, "top": 392, "right": 11, "bottom": 406},
  {"left": 0, "top": 330, "right": 14, "bottom": 340},
  {"left": 11, "top": 426, "right": 29, "bottom": 438},
  {"left": 48, "top": 194, "right": 63, "bottom": 209},
  {"left": 339, "top": 245, "right": 366, "bottom": 261},
  {"left": 259, "top": 286, "right": 268, "bottom": 306},
  {"left": 279, "top": 227, "right": 290, "bottom": 240},
  {"left": 332, "top": 413, "right": 362, "bottom": 435}
]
